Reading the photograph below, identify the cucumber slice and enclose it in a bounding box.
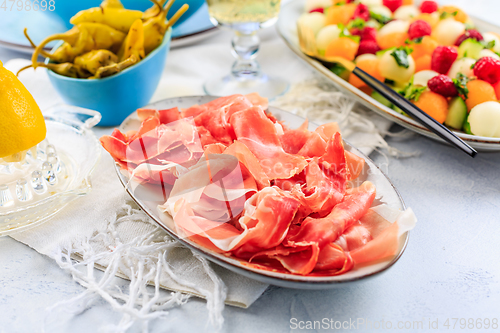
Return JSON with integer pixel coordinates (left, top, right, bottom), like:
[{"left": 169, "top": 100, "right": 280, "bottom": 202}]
[
  {"left": 329, "top": 63, "right": 351, "bottom": 80},
  {"left": 463, "top": 118, "right": 473, "bottom": 135},
  {"left": 458, "top": 38, "right": 484, "bottom": 59},
  {"left": 445, "top": 97, "right": 468, "bottom": 129},
  {"left": 392, "top": 105, "right": 408, "bottom": 117},
  {"left": 371, "top": 91, "right": 393, "bottom": 108}
]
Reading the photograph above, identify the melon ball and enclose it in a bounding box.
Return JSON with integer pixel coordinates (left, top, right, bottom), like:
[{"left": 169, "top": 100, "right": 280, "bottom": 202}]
[
  {"left": 378, "top": 20, "right": 410, "bottom": 37},
  {"left": 370, "top": 5, "right": 393, "bottom": 19},
  {"left": 413, "top": 70, "right": 440, "bottom": 87},
  {"left": 304, "top": 0, "right": 332, "bottom": 12},
  {"left": 316, "top": 25, "right": 342, "bottom": 53},
  {"left": 358, "top": 0, "right": 383, "bottom": 6},
  {"left": 366, "top": 19, "right": 382, "bottom": 29},
  {"left": 298, "top": 12, "right": 326, "bottom": 36},
  {"left": 355, "top": 54, "right": 378, "bottom": 63},
  {"left": 379, "top": 50, "right": 416, "bottom": 82},
  {"left": 482, "top": 32, "right": 500, "bottom": 54},
  {"left": 479, "top": 49, "right": 500, "bottom": 61},
  {"left": 447, "top": 57, "right": 476, "bottom": 79},
  {"left": 469, "top": 101, "right": 500, "bottom": 137},
  {"left": 393, "top": 5, "right": 420, "bottom": 21},
  {"left": 433, "top": 18, "right": 466, "bottom": 46}
]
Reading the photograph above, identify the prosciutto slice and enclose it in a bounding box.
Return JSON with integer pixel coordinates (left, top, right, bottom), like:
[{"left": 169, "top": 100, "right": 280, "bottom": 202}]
[{"left": 231, "top": 106, "right": 307, "bottom": 180}]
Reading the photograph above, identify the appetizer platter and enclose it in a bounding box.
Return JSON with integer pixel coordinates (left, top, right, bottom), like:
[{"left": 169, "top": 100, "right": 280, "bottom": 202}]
[
  {"left": 277, "top": 0, "right": 500, "bottom": 150},
  {"left": 100, "top": 94, "right": 416, "bottom": 288}
]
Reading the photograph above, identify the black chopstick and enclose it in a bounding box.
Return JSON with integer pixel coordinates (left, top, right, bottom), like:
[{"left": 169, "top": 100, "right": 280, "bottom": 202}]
[{"left": 352, "top": 67, "right": 477, "bottom": 158}]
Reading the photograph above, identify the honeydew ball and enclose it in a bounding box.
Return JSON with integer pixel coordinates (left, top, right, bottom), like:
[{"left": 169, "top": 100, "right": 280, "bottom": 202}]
[
  {"left": 479, "top": 49, "right": 500, "bottom": 61},
  {"left": 370, "top": 5, "right": 393, "bottom": 19},
  {"left": 379, "top": 50, "right": 416, "bottom": 82},
  {"left": 393, "top": 5, "right": 420, "bottom": 21},
  {"left": 378, "top": 20, "right": 410, "bottom": 37},
  {"left": 316, "top": 25, "right": 342, "bottom": 53},
  {"left": 482, "top": 32, "right": 500, "bottom": 53},
  {"left": 447, "top": 57, "right": 476, "bottom": 79},
  {"left": 469, "top": 101, "right": 500, "bottom": 137},
  {"left": 366, "top": 19, "right": 382, "bottom": 29},
  {"left": 358, "top": 0, "right": 383, "bottom": 7},
  {"left": 304, "top": 0, "right": 333, "bottom": 12},
  {"left": 433, "top": 18, "right": 466, "bottom": 46},
  {"left": 355, "top": 54, "right": 378, "bottom": 63},
  {"left": 413, "top": 70, "right": 439, "bottom": 87},
  {"left": 298, "top": 12, "right": 326, "bottom": 36}
]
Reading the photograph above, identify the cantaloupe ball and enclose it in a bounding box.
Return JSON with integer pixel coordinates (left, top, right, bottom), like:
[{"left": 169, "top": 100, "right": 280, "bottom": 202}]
[
  {"left": 378, "top": 20, "right": 410, "bottom": 37},
  {"left": 316, "top": 25, "right": 342, "bottom": 53},
  {"left": 305, "top": 0, "right": 333, "bottom": 12},
  {"left": 480, "top": 49, "right": 500, "bottom": 61},
  {"left": 413, "top": 70, "right": 439, "bottom": 87},
  {"left": 394, "top": 5, "right": 420, "bottom": 21},
  {"left": 432, "top": 18, "right": 465, "bottom": 46},
  {"left": 355, "top": 54, "right": 378, "bottom": 63},
  {"left": 358, "top": 0, "right": 383, "bottom": 6},
  {"left": 379, "top": 50, "right": 416, "bottom": 82},
  {"left": 469, "top": 101, "right": 500, "bottom": 137},
  {"left": 448, "top": 57, "right": 476, "bottom": 79},
  {"left": 482, "top": 32, "right": 500, "bottom": 53},
  {"left": 370, "top": 5, "right": 393, "bottom": 19},
  {"left": 298, "top": 12, "right": 326, "bottom": 36}
]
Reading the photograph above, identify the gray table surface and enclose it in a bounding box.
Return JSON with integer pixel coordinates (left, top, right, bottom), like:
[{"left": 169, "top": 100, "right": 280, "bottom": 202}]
[{"left": 1, "top": 1, "right": 499, "bottom": 332}]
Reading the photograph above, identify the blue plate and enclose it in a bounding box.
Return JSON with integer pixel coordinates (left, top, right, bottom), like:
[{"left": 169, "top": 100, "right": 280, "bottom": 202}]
[{"left": 0, "top": 2, "right": 216, "bottom": 53}]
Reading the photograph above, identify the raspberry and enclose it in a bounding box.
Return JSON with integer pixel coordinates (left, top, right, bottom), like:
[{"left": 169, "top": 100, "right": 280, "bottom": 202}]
[
  {"left": 351, "top": 26, "right": 377, "bottom": 41},
  {"left": 428, "top": 74, "right": 458, "bottom": 97},
  {"left": 408, "top": 20, "right": 432, "bottom": 40},
  {"left": 473, "top": 57, "right": 500, "bottom": 84},
  {"left": 309, "top": 7, "right": 324, "bottom": 14},
  {"left": 419, "top": 0, "right": 438, "bottom": 14},
  {"left": 357, "top": 40, "right": 381, "bottom": 56},
  {"left": 383, "top": 0, "right": 402, "bottom": 12},
  {"left": 431, "top": 46, "right": 458, "bottom": 74},
  {"left": 454, "top": 29, "right": 484, "bottom": 46},
  {"left": 352, "top": 3, "right": 370, "bottom": 21}
]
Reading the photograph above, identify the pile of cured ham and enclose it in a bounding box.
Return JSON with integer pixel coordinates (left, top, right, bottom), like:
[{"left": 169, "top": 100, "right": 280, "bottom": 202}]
[{"left": 100, "top": 93, "right": 416, "bottom": 277}]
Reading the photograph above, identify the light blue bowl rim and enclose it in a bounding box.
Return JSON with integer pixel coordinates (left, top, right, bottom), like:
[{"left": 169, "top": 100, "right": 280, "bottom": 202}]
[{"left": 45, "top": 27, "right": 172, "bottom": 83}]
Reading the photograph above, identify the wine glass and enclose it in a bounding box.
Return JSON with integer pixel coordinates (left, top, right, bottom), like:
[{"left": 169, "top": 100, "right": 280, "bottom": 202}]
[{"left": 204, "top": 0, "right": 289, "bottom": 99}]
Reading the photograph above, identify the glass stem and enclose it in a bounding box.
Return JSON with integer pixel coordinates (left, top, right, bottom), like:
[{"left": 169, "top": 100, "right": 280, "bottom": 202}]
[{"left": 231, "top": 30, "right": 262, "bottom": 79}]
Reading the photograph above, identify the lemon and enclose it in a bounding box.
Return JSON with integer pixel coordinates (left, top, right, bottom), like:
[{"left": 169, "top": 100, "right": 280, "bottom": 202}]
[{"left": 0, "top": 61, "right": 46, "bottom": 159}]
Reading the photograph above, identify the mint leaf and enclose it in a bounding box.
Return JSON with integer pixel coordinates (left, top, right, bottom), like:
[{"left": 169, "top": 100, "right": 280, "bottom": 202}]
[
  {"left": 338, "top": 24, "right": 361, "bottom": 42},
  {"left": 390, "top": 47, "right": 413, "bottom": 68},
  {"left": 347, "top": 18, "right": 366, "bottom": 30},
  {"left": 481, "top": 39, "right": 496, "bottom": 49},
  {"left": 330, "top": 63, "right": 347, "bottom": 76},
  {"left": 370, "top": 11, "right": 391, "bottom": 24},
  {"left": 440, "top": 11, "right": 458, "bottom": 20},
  {"left": 400, "top": 79, "right": 426, "bottom": 102},
  {"left": 453, "top": 73, "right": 470, "bottom": 99},
  {"left": 384, "top": 78, "right": 395, "bottom": 85}
]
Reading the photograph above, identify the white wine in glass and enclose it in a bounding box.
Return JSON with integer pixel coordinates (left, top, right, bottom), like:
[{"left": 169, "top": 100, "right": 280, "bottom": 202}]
[{"left": 204, "top": 0, "right": 288, "bottom": 99}]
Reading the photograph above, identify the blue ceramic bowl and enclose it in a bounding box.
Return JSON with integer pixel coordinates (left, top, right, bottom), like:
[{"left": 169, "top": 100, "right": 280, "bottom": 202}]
[
  {"left": 41, "top": 0, "right": 205, "bottom": 29},
  {"left": 46, "top": 28, "right": 172, "bottom": 127}
]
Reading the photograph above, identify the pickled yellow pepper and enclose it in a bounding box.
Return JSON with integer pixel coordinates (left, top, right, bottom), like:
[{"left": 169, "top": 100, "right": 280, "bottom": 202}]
[
  {"left": 31, "top": 23, "right": 125, "bottom": 66},
  {"left": 142, "top": 0, "right": 188, "bottom": 54},
  {"left": 74, "top": 49, "right": 119, "bottom": 75},
  {"left": 117, "top": 19, "right": 145, "bottom": 61},
  {"left": 70, "top": 7, "right": 143, "bottom": 33},
  {"left": 100, "top": 0, "right": 124, "bottom": 9}
]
